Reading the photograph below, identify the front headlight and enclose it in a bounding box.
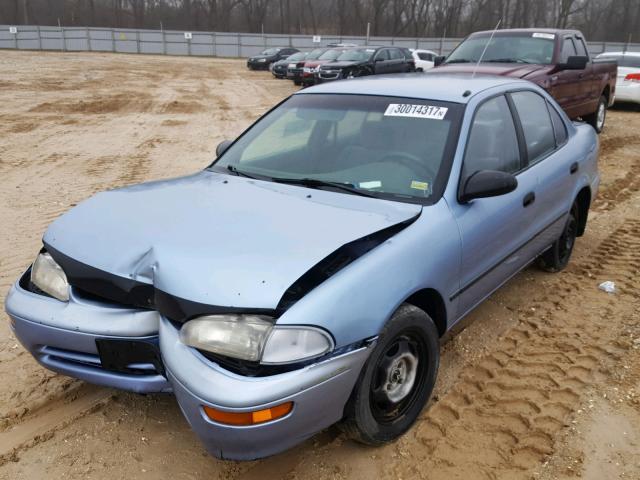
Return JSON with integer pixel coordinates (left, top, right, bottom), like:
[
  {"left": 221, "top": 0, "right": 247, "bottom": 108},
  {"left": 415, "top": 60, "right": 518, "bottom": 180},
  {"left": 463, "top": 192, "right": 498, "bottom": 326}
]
[
  {"left": 258, "top": 58, "right": 266, "bottom": 62},
  {"left": 31, "top": 252, "right": 69, "bottom": 301},
  {"left": 179, "top": 315, "right": 334, "bottom": 364}
]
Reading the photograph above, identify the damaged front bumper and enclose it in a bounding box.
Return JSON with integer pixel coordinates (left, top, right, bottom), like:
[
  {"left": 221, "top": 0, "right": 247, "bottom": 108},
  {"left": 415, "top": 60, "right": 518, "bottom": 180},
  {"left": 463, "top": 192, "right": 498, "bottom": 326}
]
[
  {"left": 5, "top": 272, "right": 372, "bottom": 460},
  {"left": 6, "top": 275, "right": 171, "bottom": 393},
  {"left": 161, "top": 317, "right": 371, "bottom": 460}
]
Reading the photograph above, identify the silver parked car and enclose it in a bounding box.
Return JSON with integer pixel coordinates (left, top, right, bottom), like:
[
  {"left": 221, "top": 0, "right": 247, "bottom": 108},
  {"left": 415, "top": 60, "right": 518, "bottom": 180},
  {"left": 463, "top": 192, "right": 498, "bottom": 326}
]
[{"left": 6, "top": 73, "right": 599, "bottom": 460}]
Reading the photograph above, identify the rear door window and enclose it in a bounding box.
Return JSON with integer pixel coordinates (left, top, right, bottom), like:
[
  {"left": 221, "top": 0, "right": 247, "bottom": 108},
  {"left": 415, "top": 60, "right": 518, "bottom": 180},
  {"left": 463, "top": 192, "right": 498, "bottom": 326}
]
[
  {"left": 510, "top": 91, "right": 556, "bottom": 164},
  {"left": 547, "top": 103, "right": 568, "bottom": 146},
  {"left": 375, "top": 49, "right": 390, "bottom": 61},
  {"left": 389, "top": 48, "right": 404, "bottom": 60},
  {"left": 463, "top": 95, "right": 521, "bottom": 177}
]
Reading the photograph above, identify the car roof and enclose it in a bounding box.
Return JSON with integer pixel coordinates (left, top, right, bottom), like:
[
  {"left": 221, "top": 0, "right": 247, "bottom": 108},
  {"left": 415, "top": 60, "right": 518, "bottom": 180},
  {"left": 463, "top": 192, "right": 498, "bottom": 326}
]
[
  {"left": 597, "top": 51, "right": 640, "bottom": 57},
  {"left": 470, "top": 27, "right": 581, "bottom": 37},
  {"left": 296, "top": 72, "right": 531, "bottom": 104}
]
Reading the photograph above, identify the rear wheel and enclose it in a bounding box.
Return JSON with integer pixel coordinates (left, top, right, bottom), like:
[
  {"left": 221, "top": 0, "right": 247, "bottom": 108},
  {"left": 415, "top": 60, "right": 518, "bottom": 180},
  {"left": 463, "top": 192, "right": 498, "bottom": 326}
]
[
  {"left": 341, "top": 304, "right": 439, "bottom": 445},
  {"left": 537, "top": 205, "right": 578, "bottom": 272},
  {"left": 294, "top": 80, "right": 301, "bottom": 86},
  {"left": 584, "top": 95, "right": 607, "bottom": 133}
]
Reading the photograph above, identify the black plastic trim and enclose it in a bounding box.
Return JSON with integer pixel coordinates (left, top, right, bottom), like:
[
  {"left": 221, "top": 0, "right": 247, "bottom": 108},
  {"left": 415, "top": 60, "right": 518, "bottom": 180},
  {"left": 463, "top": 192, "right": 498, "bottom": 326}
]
[{"left": 276, "top": 213, "right": 420, "bottom": 310}]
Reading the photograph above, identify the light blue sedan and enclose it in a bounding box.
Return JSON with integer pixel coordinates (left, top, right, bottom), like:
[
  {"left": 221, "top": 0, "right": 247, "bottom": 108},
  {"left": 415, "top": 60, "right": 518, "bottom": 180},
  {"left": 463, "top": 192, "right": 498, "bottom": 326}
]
[{"left": 5, "top": 73, "right": 599, "bottom": 460}]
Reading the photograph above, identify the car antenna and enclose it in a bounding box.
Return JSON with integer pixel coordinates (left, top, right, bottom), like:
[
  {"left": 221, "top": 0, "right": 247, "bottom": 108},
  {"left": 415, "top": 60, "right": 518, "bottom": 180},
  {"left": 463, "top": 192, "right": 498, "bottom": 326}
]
[{"left": 472, "top": 18, "right": 502, "bottom": 78}]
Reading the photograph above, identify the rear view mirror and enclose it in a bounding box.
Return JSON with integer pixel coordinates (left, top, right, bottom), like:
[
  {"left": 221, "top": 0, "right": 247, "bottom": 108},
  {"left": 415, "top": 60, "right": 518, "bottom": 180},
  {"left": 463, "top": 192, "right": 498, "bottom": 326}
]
[
  {"left": 434, "top": 56, "right": 445, "bottom": 67},
  {"left": 558, "top": 55, "right": 588, "bottom": 71},
  {"left": 216, "top": 140, "right": 233, "bottom": 157},
  {"left": 460, "top": 170, "right": 518, "bottom": 203}
]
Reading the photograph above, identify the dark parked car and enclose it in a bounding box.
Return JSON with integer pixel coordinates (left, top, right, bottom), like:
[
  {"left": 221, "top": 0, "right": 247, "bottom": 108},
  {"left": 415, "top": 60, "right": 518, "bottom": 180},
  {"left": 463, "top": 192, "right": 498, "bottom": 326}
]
[
  {"left": 247, "top": 47, "right": 299, "bottom": 70},
  {"left": 317, "top": 46, "right": 415, "bottom": 83},
  {"left": 271, "top": 51, "right": 308, "bottom": 79},
  {"left": 301, "top": 47, "right": 353, "bottom": 87},
  {"left": 286, "top": 47, "right": 328, "bottom": 85},
  {"left": 433, "top": 29, "right": 617, "bottom": 132}
]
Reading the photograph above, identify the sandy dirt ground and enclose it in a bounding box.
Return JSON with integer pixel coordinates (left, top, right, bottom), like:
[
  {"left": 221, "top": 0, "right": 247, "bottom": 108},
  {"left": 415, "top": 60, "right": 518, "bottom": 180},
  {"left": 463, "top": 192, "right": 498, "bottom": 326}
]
[{"left": 0, "top": 50, "right": 639, "bottom": 480}]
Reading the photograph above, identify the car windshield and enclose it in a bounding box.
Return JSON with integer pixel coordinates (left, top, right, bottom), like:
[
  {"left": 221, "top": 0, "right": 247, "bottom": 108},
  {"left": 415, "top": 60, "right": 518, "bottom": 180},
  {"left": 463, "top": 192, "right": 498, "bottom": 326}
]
[
  {"left": 318, "top": 49, "right": 343, "bottom": 61},
  {"left": 337, "top": 48, "right": 375, "bottom": 62},
  {"left": 599, "top": 54, "right": 640, "bottom": 68},
  {"left": 306, "top": 48, "right": 325, "bottom": 60},
  {"left": 286, "top": 52, "right": 307, "bottom": 61},
  {"left": 261, "top": 48, "right": 280, "bottom": 56},
  {"left": 211, "top": 94, "right": 462, "bottom": 203},
  {"left": 446, "top": 33, "right": 555, "bottom": 65}
]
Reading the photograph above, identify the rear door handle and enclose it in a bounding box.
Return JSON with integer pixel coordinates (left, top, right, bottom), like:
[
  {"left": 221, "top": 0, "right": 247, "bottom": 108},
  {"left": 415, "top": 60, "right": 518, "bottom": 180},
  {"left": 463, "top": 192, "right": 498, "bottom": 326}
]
[
  {"left": 570, "top": 162, "right": 579, "bottom": 174},
  {"left": 523, "top": 192, "right": 536, "bottom": 207}
]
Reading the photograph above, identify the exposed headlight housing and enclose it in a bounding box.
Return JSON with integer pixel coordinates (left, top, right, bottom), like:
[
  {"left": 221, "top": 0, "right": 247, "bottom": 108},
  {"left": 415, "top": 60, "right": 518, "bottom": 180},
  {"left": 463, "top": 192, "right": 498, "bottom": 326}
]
[
  {"left": 31, "top": 252, "right": 69, "bottom": 301},
  {"left": 179, "top": 315, "right": 334, "bottom": 364}
]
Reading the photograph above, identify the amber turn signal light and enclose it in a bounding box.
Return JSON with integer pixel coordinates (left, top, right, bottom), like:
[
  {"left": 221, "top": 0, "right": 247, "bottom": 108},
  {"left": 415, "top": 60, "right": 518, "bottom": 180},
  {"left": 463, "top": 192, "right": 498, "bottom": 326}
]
[{"left": 203, "top": 402, "right": 293, "bottom": 426}]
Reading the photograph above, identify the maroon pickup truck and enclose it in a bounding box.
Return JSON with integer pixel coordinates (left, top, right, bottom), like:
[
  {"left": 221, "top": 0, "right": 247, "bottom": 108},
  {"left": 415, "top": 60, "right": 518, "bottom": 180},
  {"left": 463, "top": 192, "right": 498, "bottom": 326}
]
[{"left": 432, "top": 28, "right": 617, "bottom": 133}]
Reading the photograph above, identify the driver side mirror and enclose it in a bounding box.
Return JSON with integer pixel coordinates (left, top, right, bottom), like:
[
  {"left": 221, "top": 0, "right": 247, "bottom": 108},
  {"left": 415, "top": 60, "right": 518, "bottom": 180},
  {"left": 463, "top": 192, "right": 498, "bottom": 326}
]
[
  {"left": 558, "top": 55, "right": 588, "bottom": 71},
  {"left": 460, "top": 170, "right": 518, "bottom": 203},
  {"left": 374, "top": 56, "right": 384, "bottom": 62},
  {"left": 434, "top": 56, "right": 445, "bottom": 67},
  {"left": 216, "top": 139, "right": 233, "bottom": 158}
]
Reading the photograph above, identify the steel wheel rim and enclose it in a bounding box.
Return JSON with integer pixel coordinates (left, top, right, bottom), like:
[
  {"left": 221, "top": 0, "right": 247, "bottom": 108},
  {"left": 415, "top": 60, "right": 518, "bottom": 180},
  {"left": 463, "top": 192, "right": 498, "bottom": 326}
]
[{"left": 370, "top": 331, "right": 427, "bottom": 423}]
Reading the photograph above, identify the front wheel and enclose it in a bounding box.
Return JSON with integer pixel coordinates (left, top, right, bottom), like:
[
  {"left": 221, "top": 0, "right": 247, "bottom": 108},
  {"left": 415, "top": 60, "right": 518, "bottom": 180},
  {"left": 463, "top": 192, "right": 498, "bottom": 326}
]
[
  {"left": 584, "top": 95, "right": 607, "bottom": 133},
  {"left": 341, "top": 304, "right": 439, "bottom": 445},
  {"left": 537, "top": 206, "right": 578, "bottom": 272}
]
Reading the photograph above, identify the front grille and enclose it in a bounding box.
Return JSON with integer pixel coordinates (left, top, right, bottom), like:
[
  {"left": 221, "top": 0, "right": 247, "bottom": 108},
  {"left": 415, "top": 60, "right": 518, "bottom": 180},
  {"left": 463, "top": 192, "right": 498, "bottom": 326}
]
[
  {"left": 319, "top": 70, "right": 340, "bottom": 80},
  {"left": 39, "top": 342, "right": 164, "bottom": 377}
]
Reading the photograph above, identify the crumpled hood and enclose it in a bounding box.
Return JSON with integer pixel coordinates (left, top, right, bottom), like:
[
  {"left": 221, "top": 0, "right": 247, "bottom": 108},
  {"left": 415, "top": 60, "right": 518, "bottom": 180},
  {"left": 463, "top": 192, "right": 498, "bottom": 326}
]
[
  {"left": 44, "top": 171, "right": 420, "bottom": 310},
  {"left": 433, "top": 63, "right": 549, "bottom": 79}
]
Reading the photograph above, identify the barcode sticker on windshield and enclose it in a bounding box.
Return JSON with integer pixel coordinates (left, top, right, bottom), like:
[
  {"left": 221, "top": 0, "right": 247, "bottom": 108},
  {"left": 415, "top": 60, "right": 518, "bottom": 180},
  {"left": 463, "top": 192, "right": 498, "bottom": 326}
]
[{"left": 384, "top": 104, "right": 448, "bottom": 120}]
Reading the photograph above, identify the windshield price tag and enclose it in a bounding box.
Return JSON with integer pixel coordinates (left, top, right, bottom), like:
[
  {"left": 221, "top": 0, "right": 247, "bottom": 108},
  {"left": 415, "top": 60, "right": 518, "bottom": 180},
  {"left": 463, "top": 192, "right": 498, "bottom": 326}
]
[
  {"left": 532, "top": 32, "right": 555, "bottom": 40},
  {"left": 384, "top": 104, "right": 448, "bottom": 120}
]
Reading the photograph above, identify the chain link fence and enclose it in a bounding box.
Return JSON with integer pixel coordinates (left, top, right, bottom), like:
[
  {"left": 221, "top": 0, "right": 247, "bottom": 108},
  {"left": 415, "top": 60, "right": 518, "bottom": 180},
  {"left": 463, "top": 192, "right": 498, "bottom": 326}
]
[{"left": 1, "top": 25, "right": 639, "bottom": 58}]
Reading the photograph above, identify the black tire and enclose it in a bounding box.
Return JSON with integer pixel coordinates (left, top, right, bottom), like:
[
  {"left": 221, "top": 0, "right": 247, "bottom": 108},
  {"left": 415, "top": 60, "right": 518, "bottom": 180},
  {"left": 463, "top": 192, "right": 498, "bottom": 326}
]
[
  {"left": 294, "top": 80, "right": 301, "bottom": 86},
  {"left": 537, "top": 205, "right": 578, "bottom": 272},
  {"left": 584, "top": 95, "right": 607, "bottom": 134},
  {"left": 341, "top": 304, "right": 439, "bottom": 445}
]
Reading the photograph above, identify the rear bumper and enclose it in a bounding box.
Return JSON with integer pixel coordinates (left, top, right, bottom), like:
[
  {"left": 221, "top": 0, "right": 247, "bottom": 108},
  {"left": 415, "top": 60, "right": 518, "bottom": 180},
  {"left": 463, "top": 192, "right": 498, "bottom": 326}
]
[
  {"left": 614, "top": 82, "right": 640, "bottom": 104},
  {"left": 160, "top": 316, "right": 372, "bottom": 460}
]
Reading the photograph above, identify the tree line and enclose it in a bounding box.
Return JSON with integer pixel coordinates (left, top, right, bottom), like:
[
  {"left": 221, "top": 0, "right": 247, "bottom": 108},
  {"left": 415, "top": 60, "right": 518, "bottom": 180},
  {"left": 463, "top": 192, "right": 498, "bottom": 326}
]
[{"left": 2, "top": 0, "right": 638, "bottom": 43}]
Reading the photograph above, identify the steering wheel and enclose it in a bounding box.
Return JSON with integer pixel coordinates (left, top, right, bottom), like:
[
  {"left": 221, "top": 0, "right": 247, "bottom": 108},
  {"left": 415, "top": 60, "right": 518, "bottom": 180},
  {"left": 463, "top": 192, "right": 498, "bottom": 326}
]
[{"left": 379, "top": 151, "right": 437, "bottom": 180}]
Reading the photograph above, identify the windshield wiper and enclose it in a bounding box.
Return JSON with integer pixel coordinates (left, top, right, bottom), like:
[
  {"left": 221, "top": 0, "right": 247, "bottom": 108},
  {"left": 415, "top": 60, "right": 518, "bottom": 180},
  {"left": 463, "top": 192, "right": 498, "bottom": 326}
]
[
  {"left": 271, "top": 177, "right": 378, "bottom": 198},
  {"left": 227, "top": 164, "right": 258, "bottom": 179}
]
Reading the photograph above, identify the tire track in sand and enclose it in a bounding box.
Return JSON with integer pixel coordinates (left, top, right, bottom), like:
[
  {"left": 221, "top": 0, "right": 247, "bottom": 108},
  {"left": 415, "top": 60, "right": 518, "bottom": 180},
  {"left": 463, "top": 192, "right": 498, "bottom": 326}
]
[
  {"left": 389, "top": 219, "right": 640, "bottom": 479},
  {"left": 0, "top": 386, "right": 113, "bottom": 466}
]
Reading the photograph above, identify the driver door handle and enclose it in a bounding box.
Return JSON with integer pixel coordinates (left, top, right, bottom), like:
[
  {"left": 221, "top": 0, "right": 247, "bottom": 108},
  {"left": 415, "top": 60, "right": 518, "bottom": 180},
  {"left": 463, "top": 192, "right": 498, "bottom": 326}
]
[{"left": 523, "top": 192, "right": 536, "bottom": 207}]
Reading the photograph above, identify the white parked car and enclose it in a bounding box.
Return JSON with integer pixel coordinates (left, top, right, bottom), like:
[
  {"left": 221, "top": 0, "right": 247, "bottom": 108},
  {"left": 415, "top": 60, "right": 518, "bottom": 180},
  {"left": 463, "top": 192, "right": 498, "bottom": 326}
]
[
  {"left": 596, "top": 51, "right": 640, "bottom": 104},
  {"left": 410, "top": 49, "right": 439, "bottom": 71}
]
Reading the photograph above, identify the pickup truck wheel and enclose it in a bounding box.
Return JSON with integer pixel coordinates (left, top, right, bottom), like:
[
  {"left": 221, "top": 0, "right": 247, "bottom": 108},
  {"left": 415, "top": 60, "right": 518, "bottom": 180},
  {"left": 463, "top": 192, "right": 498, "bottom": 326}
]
[
  {"left": 537, "top": 206, "right": 578, "bottom": 272},
  {"left": 585, "top": 95, "right": 607, "bottom": 133},
  {"left": 341, "top": 304, "right": 439, "bottom": 445}
]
